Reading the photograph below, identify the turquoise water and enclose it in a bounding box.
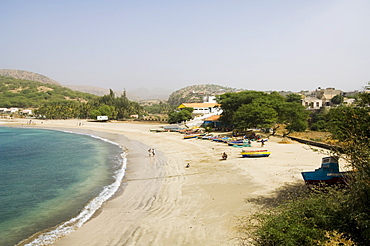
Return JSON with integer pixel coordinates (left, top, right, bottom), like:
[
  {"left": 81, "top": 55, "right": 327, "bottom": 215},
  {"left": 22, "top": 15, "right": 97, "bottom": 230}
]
[{"left": 0, "top": 127, "right": 126, "bottom": 246}]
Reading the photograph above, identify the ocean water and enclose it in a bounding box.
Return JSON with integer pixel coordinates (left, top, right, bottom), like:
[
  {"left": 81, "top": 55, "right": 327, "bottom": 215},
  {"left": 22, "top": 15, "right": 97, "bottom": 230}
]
[{"left": 0, "top": 127, "right": 126, "bottom": 246}]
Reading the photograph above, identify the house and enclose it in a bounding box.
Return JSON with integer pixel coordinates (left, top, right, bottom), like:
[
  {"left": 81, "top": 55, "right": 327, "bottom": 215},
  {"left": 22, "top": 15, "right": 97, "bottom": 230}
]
[
  {"left": 9, "top": 108, "right": 19, "bottom": 113},
  {"left": 177, "top": 103, "right": 221, "bottom": 115},
  {"left": 314, "top": 87, "right": 342, "bottom": 106},
  {"left": 21, "top": 109, "right": 33, "bottom": 115},
  {"left": 343, "top": 98, "right": 356, "bottom": 105},
  {"left": 302, "top": 96, "right": 323, "bottom": 109},
  {"left": 203, "top": 115, "right": 224, "bottom": 130}
]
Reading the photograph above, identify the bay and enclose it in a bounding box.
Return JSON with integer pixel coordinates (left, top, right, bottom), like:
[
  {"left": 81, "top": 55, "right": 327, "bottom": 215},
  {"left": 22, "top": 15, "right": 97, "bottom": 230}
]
[{"left": 0, "top": 127, "right": 125, "bottom": 246}]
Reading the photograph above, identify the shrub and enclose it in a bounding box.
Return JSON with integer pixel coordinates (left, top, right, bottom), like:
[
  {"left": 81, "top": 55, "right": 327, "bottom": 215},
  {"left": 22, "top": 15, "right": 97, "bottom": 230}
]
[{"left": 240, "top": 186, "right": 349, "bottom": 246}]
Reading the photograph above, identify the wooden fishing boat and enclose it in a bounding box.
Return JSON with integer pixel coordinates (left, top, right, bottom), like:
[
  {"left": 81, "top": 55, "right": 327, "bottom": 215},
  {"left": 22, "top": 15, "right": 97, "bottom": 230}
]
[
  {"left": 301, "top": 156, "right": 351, "bottom": 185},
  {"left": 240, "top": 149, "right": 270, "bottom": 157},
  {"left": 183, "top": 134, "right": 199, "bottom": 139},
  {"left": 227, "top": 139, "right": 244, "bottom": 146}
]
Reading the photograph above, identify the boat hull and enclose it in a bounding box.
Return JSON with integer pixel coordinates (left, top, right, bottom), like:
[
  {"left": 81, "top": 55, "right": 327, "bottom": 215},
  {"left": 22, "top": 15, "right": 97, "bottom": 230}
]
[
  {"left": 240, "top": 150, "right": 270, "bottom": 158},
  {"left": 301, "top": 171, "right": 349, "bottom": 185}
]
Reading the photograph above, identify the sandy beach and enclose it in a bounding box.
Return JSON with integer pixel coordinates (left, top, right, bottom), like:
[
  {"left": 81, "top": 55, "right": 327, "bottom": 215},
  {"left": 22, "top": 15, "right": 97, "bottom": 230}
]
[{"left": 2, "top": 119, "right": 331, "bottom": 246}]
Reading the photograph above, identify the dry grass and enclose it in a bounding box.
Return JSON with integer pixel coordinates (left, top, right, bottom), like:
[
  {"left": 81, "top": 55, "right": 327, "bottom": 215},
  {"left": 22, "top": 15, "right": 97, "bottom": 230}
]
[{"left": 290, "top": 131, "right": 332, "bottom": 144}]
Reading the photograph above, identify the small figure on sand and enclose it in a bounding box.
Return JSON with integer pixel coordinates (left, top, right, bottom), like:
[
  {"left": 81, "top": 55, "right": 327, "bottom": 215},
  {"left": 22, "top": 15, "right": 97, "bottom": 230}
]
[
  {"left": 260, "top": 139, "right": 265, "bottom": 147},
  {"left": 186, "top": 163, "right": 190, "bottom": 168},
  {"left": 148, "top": 148, "right": 155, "bottom": 156},
  {"left": 221, "top": 152, "right": 228, "bottom": 160}
]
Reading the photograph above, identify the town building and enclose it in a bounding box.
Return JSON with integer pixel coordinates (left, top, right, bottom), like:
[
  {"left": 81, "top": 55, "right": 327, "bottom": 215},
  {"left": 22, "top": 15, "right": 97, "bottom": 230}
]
[{"left": 177, "top": 103, "right": 221, "bottom": 115}]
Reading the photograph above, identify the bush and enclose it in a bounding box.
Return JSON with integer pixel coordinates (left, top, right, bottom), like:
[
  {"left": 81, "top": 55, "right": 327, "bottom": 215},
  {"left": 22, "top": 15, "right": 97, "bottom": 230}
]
[{"left": 241, "top": 186, "right": 350, "bottom": 246}]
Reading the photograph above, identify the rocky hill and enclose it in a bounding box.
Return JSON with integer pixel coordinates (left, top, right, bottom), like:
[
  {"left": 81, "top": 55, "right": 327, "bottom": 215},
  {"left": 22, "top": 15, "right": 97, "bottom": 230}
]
[
  {"left": 0, "top": 76, "right": 98, "bottom": 108},
  {"left": 0, "top": 69, "right": 61, "bottom": 86},
  {"left": 167, "top": 84, "right": 240, "bottom": 105},
  {"left": 0, "top": 69, "right": 141, "bottom": 101}
]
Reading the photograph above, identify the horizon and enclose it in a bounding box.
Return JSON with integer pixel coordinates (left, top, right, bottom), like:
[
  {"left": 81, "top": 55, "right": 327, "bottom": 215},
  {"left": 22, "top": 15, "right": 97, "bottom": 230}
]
[{"left": 2, "top": 1, "right": 369, "bottom": 92}]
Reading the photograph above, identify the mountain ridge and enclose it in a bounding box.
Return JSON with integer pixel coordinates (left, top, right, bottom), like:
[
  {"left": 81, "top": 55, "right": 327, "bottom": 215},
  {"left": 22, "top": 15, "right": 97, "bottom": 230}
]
[
  {"left": 0, "top": 69, "right": 242, "bottom": 104},
  {"left": 0, "top": 69, "right": 61, "bottom": 86}
]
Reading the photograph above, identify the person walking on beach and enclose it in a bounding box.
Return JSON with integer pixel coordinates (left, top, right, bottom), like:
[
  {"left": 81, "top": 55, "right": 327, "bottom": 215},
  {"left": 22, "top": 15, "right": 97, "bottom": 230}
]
[
  {"left": 261, "top": 139, "right": 265, "bottom": 147},
  {"left": 151, "top": 148, "right": 155, "bottom": 156}
]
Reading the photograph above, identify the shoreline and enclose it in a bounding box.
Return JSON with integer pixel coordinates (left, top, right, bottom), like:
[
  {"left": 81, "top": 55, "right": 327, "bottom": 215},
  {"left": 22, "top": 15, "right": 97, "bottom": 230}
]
[{"left": 3, "top": 119, "right": 330, "bottom": 245}]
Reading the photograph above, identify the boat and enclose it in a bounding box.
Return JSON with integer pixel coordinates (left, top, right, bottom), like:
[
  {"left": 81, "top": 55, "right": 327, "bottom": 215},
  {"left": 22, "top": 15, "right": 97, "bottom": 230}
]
[
  {"left": 240, "top": 149, "right": 270, "bottom": 157},
  {"left": 212, "top": 137, "right": 229, "bottom": 143},
  {"left": 183, "top": 134, "right": 199, "bottom": 139},
  {"left": 232, "top": 140, "right": 252, "bottom": 147},
  {"left": 233, "top": 143, "right": 252, "bottom": 148},
  {"left": 227, "top": 139, "right": 244, "bottom": 146},
  {"left": 301, "top": 156, "right": 351, "bottom": 185},
  {"left": 149, "top": 128, "right": 165, "bottom": 132}
]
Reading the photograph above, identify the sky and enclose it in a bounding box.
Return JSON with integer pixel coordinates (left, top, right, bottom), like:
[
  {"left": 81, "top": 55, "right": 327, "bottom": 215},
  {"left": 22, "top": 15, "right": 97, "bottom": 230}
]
[{"left": 1, "top": 0, "right": 370, "bottom": 92}]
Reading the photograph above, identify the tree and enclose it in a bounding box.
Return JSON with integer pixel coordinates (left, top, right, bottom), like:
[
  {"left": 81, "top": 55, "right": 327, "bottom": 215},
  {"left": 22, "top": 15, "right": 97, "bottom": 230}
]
[
  {"left": 278, "top": 102, "right": 309, "bottom": 135},
  {"left": 285, "top": 93, "right": 302, "bottom": 103},
  {"left": 216, "top": 91, "right": 268, "bottom": 126},
  {"left": 331, "top": 94, "right": 344, "bottom": 105},
  {"left": 326, "top": 105, "right": 370, "bottom": 245},
  {"left": 89, "top": 104, "right": 116, "bottom": 119},
  {"left": 216, "top": 90, "right": 308, "bottom": 134},
  {"left": 233, "top": 103, "right": 277, "bottom": 129},
  {"left": 309, "top": 107, "right": 329, "bottom": 131},
  {"left": 168, "top": 107, "right": 193, "bottom": 124}
]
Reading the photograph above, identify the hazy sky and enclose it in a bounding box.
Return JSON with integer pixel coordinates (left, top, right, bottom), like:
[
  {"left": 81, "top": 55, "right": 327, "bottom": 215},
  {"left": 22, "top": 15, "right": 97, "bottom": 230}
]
[{"left": 1, "top": 0, "right": 369, "bottom": 92}]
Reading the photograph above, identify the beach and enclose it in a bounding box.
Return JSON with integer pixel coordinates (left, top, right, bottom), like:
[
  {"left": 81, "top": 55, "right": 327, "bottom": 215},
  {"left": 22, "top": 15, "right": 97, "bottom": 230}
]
[{"left": 2, "top": 119, "right": 330, "bottom": 246}]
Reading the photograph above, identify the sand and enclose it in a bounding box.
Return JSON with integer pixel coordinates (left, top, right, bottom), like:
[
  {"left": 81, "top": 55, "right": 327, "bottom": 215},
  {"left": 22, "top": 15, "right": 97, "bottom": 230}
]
[{"left": 2, "top": 119, "right": 331, "bottom": 246}]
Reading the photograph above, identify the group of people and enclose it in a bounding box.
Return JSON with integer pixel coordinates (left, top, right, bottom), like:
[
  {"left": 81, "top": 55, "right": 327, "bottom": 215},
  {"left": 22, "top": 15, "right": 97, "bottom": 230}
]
[{"left": 148, "top": 148, "right": 156, "bottom": 157}]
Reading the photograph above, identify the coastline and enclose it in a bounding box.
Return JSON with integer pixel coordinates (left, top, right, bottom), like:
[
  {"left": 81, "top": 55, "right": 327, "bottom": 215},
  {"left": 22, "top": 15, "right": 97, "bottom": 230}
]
[{"left": 3, "top": 119, "right": 330, "bottom": 245}]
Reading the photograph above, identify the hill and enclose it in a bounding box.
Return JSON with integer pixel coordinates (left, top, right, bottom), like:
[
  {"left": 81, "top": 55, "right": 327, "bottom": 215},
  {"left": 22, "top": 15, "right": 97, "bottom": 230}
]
[
  {"left": 0, "top": 69, "right": 61, "bottom": 86},
  {"left": 0, "top": 70, "right": 141, "bottom": 101},
  {"left": 167, "top": 84, "right": 240, "bottom": 105},
  {"left": 0, "top": 76, "right": 98, "bottom": 108}
]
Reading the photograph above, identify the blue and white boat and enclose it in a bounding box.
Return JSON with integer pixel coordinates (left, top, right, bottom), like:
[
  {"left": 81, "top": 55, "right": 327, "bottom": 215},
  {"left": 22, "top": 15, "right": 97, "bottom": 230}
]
[{"left": 301, "top": 156, "right": 351, "bottom": 185}]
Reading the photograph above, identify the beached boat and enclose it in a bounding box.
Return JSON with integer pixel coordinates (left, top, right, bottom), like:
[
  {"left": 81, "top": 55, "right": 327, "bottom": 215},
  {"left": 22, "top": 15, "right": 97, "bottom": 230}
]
[
  {"left": 212, "top": 137, "right": 226, "bottom": 142},
  {"left": 227, "top": 139, "right": 244, "bottom": 146},
  {"left": 149, "top": 128, "right": 165, "bottom": 132},
  {"left": 231, "top": 140, "right": 252, "bottom": 147},
  {"left": 240, "top": 149, "right": 270, "bottom": 157},
  {"left": 301, "top": 156, "right": 351, "bottom": 185},
  {"left": 233, "top": 143, "right": 252, "bottom": 148},
  {"left": 183, "top": 134, "right": 198, "bottom": 139},
  {"left": 199, "top": 135, "right": 213, "bottom": 140}
]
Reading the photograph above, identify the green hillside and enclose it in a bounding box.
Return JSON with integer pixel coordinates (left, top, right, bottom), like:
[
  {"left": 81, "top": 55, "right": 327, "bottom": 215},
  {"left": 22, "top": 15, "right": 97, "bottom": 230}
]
[{"left": 0, "top": 76, "right": 98, "bottom": 108}]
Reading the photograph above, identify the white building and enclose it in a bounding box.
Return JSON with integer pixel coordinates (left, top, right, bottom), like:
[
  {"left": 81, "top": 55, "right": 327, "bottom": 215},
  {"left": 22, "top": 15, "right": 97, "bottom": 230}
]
[
  {"left": 302, "top": 96, "right": 323, "bottom": 109},
  {"left": 177, "top": 103, "right": 221, "bottom": 115}
]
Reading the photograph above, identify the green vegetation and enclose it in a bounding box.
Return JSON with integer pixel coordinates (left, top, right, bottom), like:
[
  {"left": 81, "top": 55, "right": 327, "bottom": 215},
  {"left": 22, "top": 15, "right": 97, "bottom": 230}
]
[
  {"left": 331, "top": 94, "right": 344, "bottom": 105},
  {"left": 0, "top": 76, "right": 97, "bottom": 108},
  {"left": 168, "top": 107, "right": 194, "bottom": 124},
  {"left": 240, "top": 91, "right": 370, "bottom": 245},
  {"left": 142, "top": 101, "right": 174, "bottom": 114},
  {"left": 244, "top": 187, "right": 346, "bottom": 246},
  {"left": 216, "top": 91, "right": 309, "bottom": 134},
  {"left": 0, "top": 76, "right": 143, "bottom": 120},
  {"left": 35, "top": 89, "right": 144, "bottom": 120}
]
